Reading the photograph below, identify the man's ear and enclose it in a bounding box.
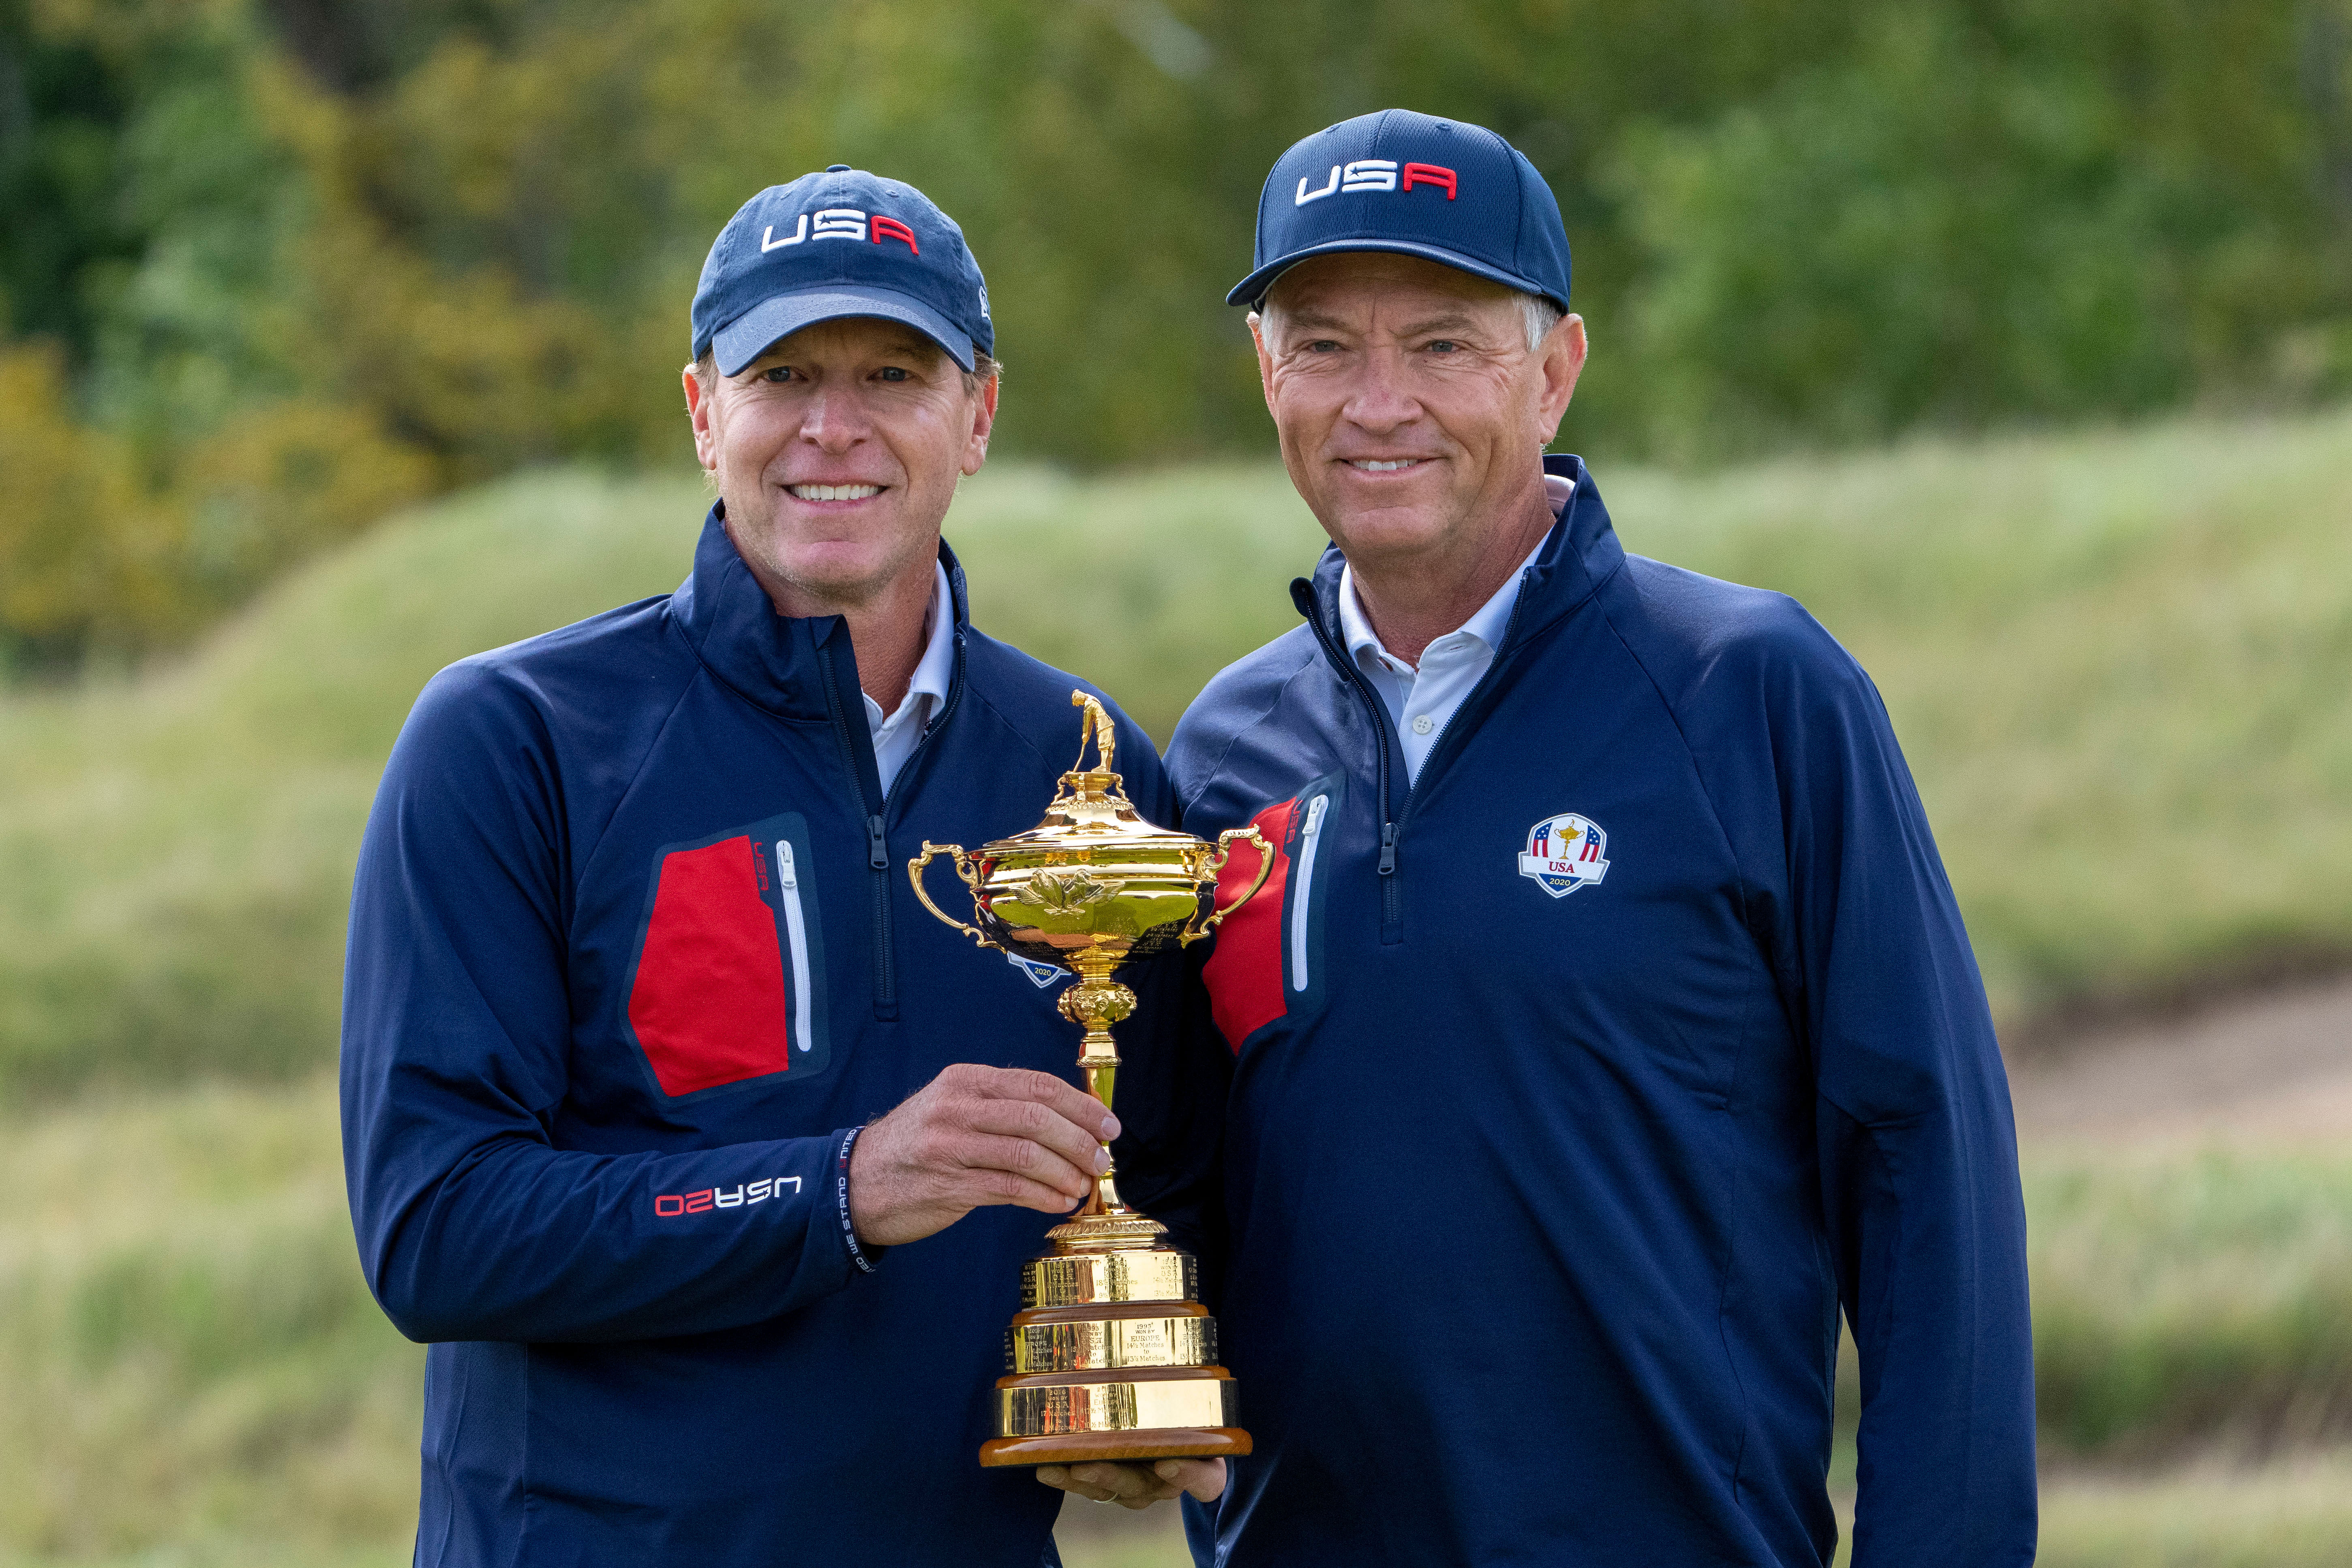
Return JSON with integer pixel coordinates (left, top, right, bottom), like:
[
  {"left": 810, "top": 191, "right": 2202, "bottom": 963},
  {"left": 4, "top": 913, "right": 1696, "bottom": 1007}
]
[
  {"left": 961, "top": 371, "right": 1000, "bottom": 476},
  {"left": 685, "top": 366, "right": 720, "bottom": 472},
  {"left": 1535, "top": 314, "right": 1588, "bottom": 445},
  {"left": 1249, "top": 311, "right": 1277, "bottom": 416}
]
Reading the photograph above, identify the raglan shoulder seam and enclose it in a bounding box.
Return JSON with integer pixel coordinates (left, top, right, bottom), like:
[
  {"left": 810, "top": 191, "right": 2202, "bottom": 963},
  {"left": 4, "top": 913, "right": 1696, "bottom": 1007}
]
[
  {"left": 1175, "top": 645, "right": 1324, "bottom": 819},
  {"left": 963, "top": 679, "right": 1061, "bottom": 773},
  {"left": 576, "top": 616, "right": 709, "bottom": 872},
  {"left": 1586, "top": 583, "right": 1780, "bottom": 965}
]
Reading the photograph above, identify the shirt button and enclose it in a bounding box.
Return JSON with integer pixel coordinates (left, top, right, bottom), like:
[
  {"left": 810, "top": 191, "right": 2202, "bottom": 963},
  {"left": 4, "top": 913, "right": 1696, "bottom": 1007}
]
[{"left": 1412, "top": 715, "right": 1435, "bottom": 735}]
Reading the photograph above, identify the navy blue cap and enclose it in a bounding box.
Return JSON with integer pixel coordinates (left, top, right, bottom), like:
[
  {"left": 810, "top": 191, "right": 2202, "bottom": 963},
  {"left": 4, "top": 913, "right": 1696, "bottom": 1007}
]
[
  {"left": 691, "top": 167, "right": 993, "bottom": 375},
  {"left": 1229, "top": 110, "right": 1570, "bottom": 313}
]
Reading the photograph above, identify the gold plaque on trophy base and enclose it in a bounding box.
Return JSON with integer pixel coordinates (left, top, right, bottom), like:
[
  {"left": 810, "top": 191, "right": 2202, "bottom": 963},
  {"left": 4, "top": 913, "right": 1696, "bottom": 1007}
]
[{"left": 910, "top": 693, "right": 1269, "bottom": 1469}]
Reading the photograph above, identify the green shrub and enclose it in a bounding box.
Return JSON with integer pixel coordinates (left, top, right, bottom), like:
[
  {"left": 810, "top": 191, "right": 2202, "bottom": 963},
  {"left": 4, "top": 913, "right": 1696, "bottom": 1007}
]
[
  {"left": 1611, "top": 9, "right": 2202, "bottom": 455},
  {"left": 0, "top": 343, "right": 179, "bottom": 665}
]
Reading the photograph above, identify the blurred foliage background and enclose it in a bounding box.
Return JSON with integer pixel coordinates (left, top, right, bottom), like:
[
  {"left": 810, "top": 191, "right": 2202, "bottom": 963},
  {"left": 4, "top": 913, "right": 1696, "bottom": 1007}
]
[{"left": 5, "top": 0, "right": 2352, "bottom": 673}]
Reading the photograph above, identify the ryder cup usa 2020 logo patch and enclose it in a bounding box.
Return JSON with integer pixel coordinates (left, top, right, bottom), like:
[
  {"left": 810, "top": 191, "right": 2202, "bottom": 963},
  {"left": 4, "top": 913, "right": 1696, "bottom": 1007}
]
[{"left": 1518, "top": 812, "right": 1611, "bottom": 898}]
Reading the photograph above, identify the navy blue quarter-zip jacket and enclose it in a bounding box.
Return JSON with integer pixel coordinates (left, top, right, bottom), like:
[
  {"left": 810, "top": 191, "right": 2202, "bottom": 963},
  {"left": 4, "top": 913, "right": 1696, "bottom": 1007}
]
[
  {"left": 1163, "top": 457, "right": 2035, "bottom": 1567},
  {"left": 340, "top": 507, "right": 1208, "bottom": 1568}
]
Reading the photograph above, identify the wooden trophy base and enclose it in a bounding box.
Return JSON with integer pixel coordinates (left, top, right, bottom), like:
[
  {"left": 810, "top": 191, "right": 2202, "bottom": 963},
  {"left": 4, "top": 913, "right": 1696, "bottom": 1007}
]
[{"left": 979, "top": 1427, "right": 1253, "bottom": 1468}]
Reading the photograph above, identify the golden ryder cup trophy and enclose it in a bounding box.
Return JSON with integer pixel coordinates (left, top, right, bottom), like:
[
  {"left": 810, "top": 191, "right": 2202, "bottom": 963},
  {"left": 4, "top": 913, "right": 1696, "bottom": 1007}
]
[{"left": 909, "top": 692, "right": 1271, "bottom": 1468}]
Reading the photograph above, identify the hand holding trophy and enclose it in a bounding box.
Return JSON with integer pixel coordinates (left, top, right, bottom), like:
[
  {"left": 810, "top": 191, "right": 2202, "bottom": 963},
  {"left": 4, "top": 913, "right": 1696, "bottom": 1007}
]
[{"left": 909, "top": 692, "right": 1270, "bottom": 1467}]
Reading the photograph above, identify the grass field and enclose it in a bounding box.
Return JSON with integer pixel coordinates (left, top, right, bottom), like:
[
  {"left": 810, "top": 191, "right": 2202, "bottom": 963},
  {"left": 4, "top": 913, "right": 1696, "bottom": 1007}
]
[
  {"left": 2, "top": 1075, "right": 2347, "bottom": 1565},
  {"left": 4, "top": 411, "right": 2351, "bottom": 1103},
  {"left": 2030, "top": 1149, "right": 2352, "bottom": 1457},
  {"left": 0, "top": 1080, "right": 419, "bottom": 1566}
]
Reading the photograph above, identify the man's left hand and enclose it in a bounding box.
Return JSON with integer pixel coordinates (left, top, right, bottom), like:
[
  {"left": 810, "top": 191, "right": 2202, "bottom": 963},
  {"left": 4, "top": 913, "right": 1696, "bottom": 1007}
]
[{"left": 1036, "top": 1458, "right": 1226, "bottom": 1510}]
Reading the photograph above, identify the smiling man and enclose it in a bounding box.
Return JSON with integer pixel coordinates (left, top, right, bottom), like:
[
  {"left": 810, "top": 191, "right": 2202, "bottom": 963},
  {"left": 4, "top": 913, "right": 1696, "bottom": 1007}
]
[
  {"left": 340, "top": 167, "right": 1192, "bottom": 1566},
  {"left": 1052, "top": 111, "right": 2039, "bottom": 1565}
]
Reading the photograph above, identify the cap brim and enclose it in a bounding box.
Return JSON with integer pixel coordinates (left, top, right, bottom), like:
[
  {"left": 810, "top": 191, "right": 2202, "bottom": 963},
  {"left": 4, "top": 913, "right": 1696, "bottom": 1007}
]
[
  {"left": 1225, "top": 239, "right": 1565, "bottom": 312},
  {"left": 712, "top": 285, "right": 977, "bottom": 375}
]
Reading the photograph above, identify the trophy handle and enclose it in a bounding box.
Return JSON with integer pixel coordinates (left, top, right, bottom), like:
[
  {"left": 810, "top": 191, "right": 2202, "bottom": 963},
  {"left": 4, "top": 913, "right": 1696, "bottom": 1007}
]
[
  {"left": 1180, "top": 827, "right": 1274, "bottom": 945},
  {"left": 908, "top": 842, "right": 991, "bottom": 947}
]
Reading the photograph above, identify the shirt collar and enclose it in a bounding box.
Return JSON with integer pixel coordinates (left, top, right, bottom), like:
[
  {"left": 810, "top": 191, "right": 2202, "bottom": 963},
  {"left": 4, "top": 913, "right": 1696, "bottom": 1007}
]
[
  {"left": 905, "top": 559, "right": 958, "bottom": 711},
  {"left": 1295, "top": 458, "right": 1627, "bottom": 677},
  {"left": 1338, "top": 516, "right": 1556, "bottom": 673},
  {"left": 866, "top": 559, "right": 956, "bottom": 728}
]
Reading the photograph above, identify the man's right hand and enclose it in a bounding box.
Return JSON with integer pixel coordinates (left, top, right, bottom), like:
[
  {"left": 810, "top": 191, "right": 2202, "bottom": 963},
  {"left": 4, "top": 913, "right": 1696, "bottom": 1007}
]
[{"left": 847, "top": 1065, "right": 1118, "bottom": 1247}]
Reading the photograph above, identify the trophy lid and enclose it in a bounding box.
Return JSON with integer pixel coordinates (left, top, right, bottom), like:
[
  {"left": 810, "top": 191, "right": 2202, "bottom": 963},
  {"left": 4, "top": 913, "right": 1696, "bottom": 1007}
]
[{"left": 978, "top": 693, "right": 1203, "bottom": 860}]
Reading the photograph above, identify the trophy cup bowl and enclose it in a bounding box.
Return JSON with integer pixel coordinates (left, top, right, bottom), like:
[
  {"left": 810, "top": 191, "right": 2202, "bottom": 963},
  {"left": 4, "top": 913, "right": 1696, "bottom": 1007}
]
[{"left": 909, "top": 692, "right": 1270, "bottom": 1467}]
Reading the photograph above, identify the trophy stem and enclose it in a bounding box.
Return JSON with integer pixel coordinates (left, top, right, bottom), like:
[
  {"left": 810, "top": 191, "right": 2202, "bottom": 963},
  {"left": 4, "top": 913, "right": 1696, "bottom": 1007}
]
[
  {"left": 1079, "top": 1011, "right": 1120, "bottom": 1218},
  {"left": 1053, "top": 945, "right": 1160, "bottom": 1238}
]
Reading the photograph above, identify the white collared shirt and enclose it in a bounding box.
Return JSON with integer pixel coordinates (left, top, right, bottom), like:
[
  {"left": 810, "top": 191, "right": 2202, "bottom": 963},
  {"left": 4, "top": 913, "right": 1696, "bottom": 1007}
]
[
  {"left": 1339, "top": 483, "right": 1568, "bottom": 784},
  {"left": 863, "top": 560, "right": 955, "bottom": 798}
]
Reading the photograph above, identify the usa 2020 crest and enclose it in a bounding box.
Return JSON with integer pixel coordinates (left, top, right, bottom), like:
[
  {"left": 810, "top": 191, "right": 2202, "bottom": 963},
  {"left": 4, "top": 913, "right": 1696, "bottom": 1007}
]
[{"left": 1518, "top": 812, "right": 1610, "bottom": 898}]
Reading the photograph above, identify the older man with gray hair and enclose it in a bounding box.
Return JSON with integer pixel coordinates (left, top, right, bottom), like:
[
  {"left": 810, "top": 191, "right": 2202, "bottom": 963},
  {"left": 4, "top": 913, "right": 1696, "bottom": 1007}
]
[{"left": 1050, "top": 109, "right": 2039, "bottom": 1568}]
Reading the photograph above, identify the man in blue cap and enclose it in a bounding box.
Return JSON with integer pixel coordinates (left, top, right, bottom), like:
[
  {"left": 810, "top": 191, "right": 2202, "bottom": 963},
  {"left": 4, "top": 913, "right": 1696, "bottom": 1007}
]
[
  {"left": 341, "top": 167, "right": 1203, "bottom": 1565},
  {"left": 1050, "top": 111, "right": 2039, "bottom": 1565}
]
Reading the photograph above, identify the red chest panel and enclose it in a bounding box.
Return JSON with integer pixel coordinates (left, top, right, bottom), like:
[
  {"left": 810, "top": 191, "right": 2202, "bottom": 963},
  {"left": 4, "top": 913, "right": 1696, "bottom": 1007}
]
[
  {"left": 1201, "top": 798, "right": 1295, "bottom": 1053},
  {"left": 627, "top": 834, "right": 794, "bottom": 1096}
]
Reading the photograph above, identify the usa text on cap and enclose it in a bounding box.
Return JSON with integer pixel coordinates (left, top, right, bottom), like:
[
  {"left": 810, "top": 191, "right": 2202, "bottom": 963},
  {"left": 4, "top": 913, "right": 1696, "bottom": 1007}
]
[
  {"left": 692, "top": 167, "right": 994, "bottom": 375},
  {"left": 1229, "top": 109, "right": 1570, "bottom": 314}
]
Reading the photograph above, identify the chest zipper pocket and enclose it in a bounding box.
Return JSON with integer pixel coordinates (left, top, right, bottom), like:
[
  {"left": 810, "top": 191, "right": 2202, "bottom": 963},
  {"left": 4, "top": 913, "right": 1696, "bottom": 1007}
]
[
  {"left": 623, "top": 812, "right": 831, "bottom": 1098},
  {"left": 1290, "top": 794, "right": 1329, "bottom": 993},
  {"left": 774, "top": 841, "right": 816, "bottom": 1056}
]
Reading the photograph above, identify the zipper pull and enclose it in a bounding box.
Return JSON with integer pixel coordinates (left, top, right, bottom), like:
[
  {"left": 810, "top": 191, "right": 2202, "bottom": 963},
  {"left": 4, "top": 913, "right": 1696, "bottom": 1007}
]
[
  {"left": 1305, "top": 795, "right": 1329, "bottom": 834},
  {"left": 866, "top": 814, "right": 888, "bottom": 870},
  {"left": 1377, "top": 822, "right": 1399, "bottom": 876},
  {"left": 776, "top": 841, "right": 797, "bottom": 890}
]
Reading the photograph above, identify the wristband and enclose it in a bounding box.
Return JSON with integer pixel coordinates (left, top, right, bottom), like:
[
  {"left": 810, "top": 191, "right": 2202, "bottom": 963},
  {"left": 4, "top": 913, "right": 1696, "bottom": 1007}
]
[{"left": 835, "top": 1125, "right": 881, "bottom": 1275}]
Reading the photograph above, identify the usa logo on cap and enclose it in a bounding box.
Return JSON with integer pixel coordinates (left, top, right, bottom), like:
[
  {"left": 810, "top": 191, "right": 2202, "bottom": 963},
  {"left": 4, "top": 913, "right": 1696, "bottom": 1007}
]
[
  {"left": 1229, "top": 108, "right": 1571, "bottom": 314},
  {"left": 1517, "top": 813, "right": 1610, "bottom": 899},
  {"left": 690, "top": 165, "right": 994, "bottom": 377}
]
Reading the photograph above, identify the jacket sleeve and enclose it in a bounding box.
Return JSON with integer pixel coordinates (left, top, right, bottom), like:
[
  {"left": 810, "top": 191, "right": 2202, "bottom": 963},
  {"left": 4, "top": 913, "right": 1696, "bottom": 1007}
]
[
  {"left": 339, "top": 662, "right": 872, "bottom": 1346},
  {"left": 1757, "top": 632, "right": 2037, "bottom": 1565}
]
